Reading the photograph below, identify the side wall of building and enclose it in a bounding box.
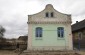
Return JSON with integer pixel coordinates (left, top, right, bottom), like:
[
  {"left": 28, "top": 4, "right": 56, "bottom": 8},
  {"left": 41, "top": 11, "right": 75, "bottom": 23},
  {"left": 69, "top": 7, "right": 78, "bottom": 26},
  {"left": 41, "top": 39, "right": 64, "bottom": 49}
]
[
  {"left": 73, "top": 29, "right": 85, "bottom": 40},
  {"left": 73, "top": 29, "right": 85, "bottom": 48}
]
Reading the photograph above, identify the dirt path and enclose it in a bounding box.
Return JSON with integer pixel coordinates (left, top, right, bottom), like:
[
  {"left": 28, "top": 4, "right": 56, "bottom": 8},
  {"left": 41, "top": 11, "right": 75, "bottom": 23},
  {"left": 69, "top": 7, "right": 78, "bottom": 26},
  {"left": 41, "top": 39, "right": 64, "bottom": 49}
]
[
  {"left": 0, "top": 50, "right": 19, "bottom": 55},
  {"left": 79, "top": 51, "right": 85, "bottom": 55}
]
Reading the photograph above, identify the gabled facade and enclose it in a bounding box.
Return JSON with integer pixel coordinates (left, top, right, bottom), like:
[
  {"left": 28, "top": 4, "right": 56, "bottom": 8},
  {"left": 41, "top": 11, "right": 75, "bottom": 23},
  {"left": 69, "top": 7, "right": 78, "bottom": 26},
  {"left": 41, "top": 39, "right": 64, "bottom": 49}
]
[{"left": 28, "top": 4, "right": 73, "bottom": 50}]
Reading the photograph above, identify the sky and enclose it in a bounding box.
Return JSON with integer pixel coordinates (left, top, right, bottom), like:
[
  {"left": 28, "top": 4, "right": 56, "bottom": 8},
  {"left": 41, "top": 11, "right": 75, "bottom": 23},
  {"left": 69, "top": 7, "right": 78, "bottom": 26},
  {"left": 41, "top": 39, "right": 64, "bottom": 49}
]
[{"left": 0, "top": 0, "right": 85, "bottom": 39}]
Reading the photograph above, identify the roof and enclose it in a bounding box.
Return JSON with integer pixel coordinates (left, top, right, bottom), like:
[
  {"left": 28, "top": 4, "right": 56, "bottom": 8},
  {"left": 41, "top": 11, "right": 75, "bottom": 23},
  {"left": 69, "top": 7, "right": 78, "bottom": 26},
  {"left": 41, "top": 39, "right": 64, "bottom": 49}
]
[
  {"left": 72, "top": 19, "right": 85, "bottom": 32},
  {"left": 18, "top": 36, "right": 28, "bottom": 41}
]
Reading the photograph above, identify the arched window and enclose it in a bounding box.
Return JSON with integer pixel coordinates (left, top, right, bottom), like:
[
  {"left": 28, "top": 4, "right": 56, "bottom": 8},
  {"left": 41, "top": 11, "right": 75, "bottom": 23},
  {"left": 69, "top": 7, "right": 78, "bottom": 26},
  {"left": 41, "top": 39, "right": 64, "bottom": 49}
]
[
  {"left": 45, "top": 12, "right": 49, "bottom": 17},
  {"left": 36, "top": 27, "right": 42, "bottom": 37},
  {"left": 51, "top": 12, "right": 54, "bottom": 17},
  {"left": 57, "top": 27, "right": 64, "bottom": 38}
]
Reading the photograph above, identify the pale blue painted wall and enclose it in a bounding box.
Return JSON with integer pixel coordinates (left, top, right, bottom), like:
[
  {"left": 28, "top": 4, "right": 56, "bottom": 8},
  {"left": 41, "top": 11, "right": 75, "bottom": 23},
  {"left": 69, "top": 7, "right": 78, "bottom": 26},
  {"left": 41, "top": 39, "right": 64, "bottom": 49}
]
[{"left": 32, "top": 24, "right": 68, "bottom": 47}]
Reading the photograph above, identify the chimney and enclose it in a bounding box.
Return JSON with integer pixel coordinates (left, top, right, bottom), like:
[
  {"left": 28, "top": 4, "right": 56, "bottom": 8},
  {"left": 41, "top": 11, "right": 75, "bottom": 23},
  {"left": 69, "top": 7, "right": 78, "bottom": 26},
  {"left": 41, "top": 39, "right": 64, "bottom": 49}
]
[{"left": 76, "top": 21, "right": 78, "bottom": 23}]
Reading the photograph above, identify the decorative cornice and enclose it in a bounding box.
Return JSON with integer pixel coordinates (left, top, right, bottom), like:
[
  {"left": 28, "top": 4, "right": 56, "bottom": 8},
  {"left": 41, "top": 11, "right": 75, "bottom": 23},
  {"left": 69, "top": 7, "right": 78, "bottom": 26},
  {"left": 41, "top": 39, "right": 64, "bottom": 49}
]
[{"left": 28, "top": 21, "right": 72, "bottom": 24}]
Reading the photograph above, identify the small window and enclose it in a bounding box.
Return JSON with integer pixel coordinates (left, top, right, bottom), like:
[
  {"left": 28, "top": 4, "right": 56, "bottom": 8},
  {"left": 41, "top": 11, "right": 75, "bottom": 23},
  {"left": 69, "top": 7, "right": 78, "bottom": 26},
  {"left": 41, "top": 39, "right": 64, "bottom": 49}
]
[
  {"left": 78, "top": 32, "right": 82, "bottom": 39},
  {"left": 57, "top": 27, "right": 64, "bottom": 38},
  {"left": 36, "top": 27, "right": 42, "bottom": 37},
  {"left": 45, "top": 12, "right": 49, "bottom": 17},
  {"left": 51, "top": 12, "right": 54, "bottom": 17}
]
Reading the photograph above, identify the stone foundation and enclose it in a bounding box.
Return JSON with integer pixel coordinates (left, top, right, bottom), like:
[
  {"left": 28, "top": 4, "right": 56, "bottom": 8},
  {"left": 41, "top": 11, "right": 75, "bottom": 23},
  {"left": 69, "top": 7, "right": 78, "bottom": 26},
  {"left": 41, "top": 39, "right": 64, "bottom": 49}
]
[{"left": 20, "top": 50, "right": 81, "bottom": 55}]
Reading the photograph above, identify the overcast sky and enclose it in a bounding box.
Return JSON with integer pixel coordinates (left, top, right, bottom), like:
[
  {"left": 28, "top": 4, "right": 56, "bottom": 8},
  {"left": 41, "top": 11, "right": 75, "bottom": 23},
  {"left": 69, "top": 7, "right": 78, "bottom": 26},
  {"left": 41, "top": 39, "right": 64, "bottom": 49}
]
[{"left": 0, "top": 0, "right": 85, "bottom": 39}]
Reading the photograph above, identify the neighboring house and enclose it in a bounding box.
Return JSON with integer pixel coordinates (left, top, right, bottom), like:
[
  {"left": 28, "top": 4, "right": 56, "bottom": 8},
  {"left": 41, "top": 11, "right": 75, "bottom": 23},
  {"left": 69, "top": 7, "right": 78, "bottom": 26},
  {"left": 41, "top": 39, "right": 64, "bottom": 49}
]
[
  {"left": 15, "top": 36, "right": 27, "bottom": 49},
  {"left": 5, "top": 36, "right": 27, "bottom": 50},
  {"left": 18, "top": 36, "right": 28, "bottom": 42},
  {"left": 72, "top": 20, "right": 85, "bottom": 49},
  {"left": 28, "top": 4, "right": 73, "bottom": 50},
  {"left": 6, "top": 38, "right": 17, "bottom": 43}
]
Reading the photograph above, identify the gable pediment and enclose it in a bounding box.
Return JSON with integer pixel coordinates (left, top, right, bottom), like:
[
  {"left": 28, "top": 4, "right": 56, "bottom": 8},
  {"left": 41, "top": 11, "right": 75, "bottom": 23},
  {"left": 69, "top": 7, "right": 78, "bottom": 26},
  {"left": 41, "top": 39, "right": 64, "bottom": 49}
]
[{"left": 28, "top": 4, "right": 71, "bottom": 24}]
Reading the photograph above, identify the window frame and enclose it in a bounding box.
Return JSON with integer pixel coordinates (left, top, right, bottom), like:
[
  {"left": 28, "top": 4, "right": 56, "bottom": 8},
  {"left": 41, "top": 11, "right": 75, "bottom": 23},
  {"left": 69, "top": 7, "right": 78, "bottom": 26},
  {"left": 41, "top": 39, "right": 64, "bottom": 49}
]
[
  {"left": 51, "top": 12, "right": 54, "bottom": 17},
  {"left": 57, "top": 27, "right": 64, "bottom": 39},
  {"left": 35, "top": 27, "right": 43, "bottom": 39},
  {"left": 45, "top": 12, "right": 49, "bottom": 17}
]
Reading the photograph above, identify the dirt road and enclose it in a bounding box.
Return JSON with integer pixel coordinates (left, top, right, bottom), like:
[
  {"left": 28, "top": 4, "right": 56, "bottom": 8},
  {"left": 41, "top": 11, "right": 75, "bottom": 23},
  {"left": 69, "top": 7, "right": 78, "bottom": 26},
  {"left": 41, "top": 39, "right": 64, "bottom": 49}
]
[{"left": 0, "top": 50, "right": 19, "bottom": 55}]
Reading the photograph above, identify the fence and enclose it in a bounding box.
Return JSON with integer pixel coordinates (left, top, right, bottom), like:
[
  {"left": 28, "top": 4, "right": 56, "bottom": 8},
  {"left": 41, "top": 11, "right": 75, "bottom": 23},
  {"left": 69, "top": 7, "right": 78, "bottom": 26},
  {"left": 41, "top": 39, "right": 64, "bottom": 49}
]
[{"left": 0, "top": 42, "right": 27, "bottom": 50}]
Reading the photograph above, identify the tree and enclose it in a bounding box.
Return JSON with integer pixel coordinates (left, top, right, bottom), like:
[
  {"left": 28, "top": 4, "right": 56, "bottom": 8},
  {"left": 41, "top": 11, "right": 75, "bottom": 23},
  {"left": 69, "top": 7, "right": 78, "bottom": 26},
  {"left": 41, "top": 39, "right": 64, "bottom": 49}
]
[{"left": 0, "top": 25, "right": 6, "bottom": 38}]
